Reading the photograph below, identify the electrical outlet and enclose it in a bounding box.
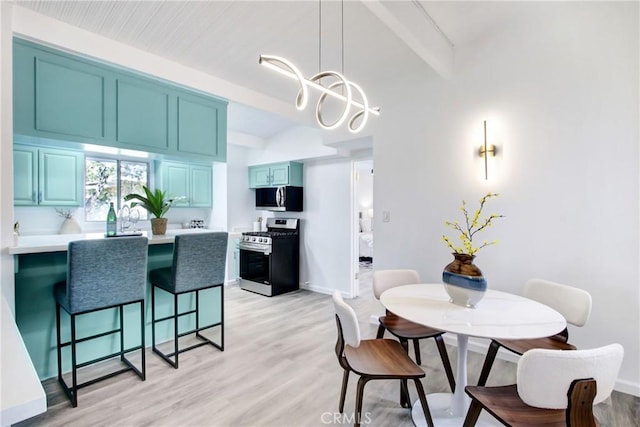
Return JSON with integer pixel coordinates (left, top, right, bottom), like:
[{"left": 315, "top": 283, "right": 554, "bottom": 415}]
[{"left": 382, "top": 211, "right": 391, "bottom": 222}]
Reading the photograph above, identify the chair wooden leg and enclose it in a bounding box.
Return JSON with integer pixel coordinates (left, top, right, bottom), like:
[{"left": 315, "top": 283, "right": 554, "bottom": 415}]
[
  {"left": 477, "top": 340, "right": 500, "bottom": 386},
  {"left": 413, "top": 378, "right": 434, "bottom": 427},
  {"left": 355, "top": 377, "right": 369, "bottom": 427},
  {"left": 400, "top": 379, "right": 411, "bottom": 408},
  {"left": 376, "top": 324, "right": 385, "bottom": 339},
  {"left": 462, "top": 399, "right": 484, "bottom": 427},
  {"left": 434, "top": 335, "right": 456, "bottom": 392},
  {"left": 413, "top": 339, "right": 422, "bottom": 365},
  {"left": 339, "top": 369, "right": 349, "bottom": 413}
]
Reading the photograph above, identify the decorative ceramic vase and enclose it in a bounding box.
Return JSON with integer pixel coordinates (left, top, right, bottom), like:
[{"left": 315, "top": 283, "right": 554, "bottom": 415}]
[
  {"left": 59, "top": 218, "right": 82, "bottom": 234},
  {"left": 150, "top": 218, "right": 168, "bottom": 235},
  {"left": 442, "top": 253, "right": 487, "bottom": 308}
]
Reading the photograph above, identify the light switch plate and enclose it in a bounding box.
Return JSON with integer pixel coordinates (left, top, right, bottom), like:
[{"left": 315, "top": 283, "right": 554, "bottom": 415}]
[{"left": 382, "top": 211, "right": 390, "bottom": 222}]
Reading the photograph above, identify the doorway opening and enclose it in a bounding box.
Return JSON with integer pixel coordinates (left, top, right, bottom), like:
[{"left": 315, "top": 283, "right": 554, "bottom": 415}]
[{"left": 353, "top": 159, "right": 374, "bottom": 296}]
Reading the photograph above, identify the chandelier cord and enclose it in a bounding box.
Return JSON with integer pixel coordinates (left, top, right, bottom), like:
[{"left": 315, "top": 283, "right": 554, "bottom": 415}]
[
  {"left": 341, "top": 0, "right": 344, "bottom": 77},
  {"left": 318, "top": 0, "right": 322, "bottom": 74}
]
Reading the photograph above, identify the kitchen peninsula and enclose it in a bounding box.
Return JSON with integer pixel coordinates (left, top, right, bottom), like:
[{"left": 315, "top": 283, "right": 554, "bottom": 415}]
[{"left": 10, "top": 229, "right": 226, "bottom": 381}]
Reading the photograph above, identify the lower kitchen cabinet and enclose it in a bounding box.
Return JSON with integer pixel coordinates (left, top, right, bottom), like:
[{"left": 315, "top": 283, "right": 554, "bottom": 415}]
[
  {"left": 14, "top": 144, "right": 83, "bottom": 207},
  {"left": 156, "top": 161, "right": 212, "bottom": 208}
]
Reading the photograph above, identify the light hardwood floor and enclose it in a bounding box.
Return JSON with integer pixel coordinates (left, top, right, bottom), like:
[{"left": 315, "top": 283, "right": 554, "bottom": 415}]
[{"left": 18, "top": 268, "right": 639, "bottom": 426}]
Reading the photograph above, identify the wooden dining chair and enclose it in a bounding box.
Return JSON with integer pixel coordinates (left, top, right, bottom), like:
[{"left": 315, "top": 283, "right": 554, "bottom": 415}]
[
  {"left": 373, "top": 269, "right": 456, "bottom": 392},
  {"left": 463, "top": 343, "right": 623, "bottom": 426},
  {"left": 332, "top": 291, "right": 434, "bottom": 427},
  {"left": 477, "top": 278, "right": 592, "bottom": 386}
]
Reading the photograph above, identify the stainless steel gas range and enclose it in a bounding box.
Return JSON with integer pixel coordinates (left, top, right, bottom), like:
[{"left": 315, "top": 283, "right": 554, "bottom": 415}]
[{"left": 239, "top": 218, "right": 300, "bottom": 297}]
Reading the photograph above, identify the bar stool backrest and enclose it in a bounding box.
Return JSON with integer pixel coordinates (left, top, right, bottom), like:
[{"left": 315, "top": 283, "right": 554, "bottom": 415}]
[
  {"left": 516, "top": 343, "right": 623, "bottom": 409},
  {"left": 171, "top": 232, "right": 228, "bottom": 293},
  {"left": 66, "top": 237, "right": 148, "bottom": 313}
]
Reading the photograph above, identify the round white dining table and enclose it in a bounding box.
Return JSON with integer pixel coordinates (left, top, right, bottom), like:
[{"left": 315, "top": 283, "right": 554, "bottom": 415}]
[{"left": 380, "top": 284, "right": 567, "bottom": 427}]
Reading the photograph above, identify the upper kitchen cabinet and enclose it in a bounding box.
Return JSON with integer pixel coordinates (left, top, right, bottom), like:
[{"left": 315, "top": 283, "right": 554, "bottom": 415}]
[
  {"left": 14, "top": 144, "right": 83, "bottom": 207},
  {"left": 156, "top": 161, "right": 212, "bottom": 208},
  {"left": 177, "top": 93, "right": 227, "bottom": 159},
  {"left": 13, "top": 38, "right": 227, "bottom": 162},
  {"left": 115, "top": 77, "right": 170, "bottom": 152},
  {"left": 248, "top": 161, "right": 303, "bottom": 188},
  {"left": 13, "top": 40, "right": 108, "bottom": 142}
]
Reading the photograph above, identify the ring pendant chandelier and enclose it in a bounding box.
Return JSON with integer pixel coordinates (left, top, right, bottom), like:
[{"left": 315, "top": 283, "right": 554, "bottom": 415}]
[{"left": 259, "top": 0, "right": 380, "bottom": 133}]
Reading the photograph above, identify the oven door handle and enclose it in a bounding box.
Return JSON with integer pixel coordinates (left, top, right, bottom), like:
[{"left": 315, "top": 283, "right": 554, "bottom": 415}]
[{"left": 239, "top": 245, "right": 271, "bottom": 255}]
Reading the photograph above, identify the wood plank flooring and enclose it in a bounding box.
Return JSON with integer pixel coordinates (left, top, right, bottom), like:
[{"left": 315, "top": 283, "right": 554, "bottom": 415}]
[{"left": 17, "top": 268, "right": 639, "bottom": 426}]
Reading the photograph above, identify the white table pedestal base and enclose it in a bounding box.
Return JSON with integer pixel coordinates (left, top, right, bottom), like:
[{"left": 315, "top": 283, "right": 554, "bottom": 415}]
[{"left": 411, "top": 393, "right": 501, "bottom": 427}]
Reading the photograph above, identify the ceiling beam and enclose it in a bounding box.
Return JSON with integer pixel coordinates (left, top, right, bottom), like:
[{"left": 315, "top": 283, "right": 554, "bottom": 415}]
[{"left": 362, "top": 0, "right": 453, "bottom": 79}]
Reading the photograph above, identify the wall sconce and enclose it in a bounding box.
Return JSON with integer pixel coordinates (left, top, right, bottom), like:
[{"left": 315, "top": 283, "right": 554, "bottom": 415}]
[{"left": 478, "top": 120, "right": 498, "bottom": 180}]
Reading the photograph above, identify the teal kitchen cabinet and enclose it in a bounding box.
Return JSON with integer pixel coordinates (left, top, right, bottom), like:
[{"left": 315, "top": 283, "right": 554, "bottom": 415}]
[
  {"left": 14, "top": 40, "right": 108, "bottom": 142},
  {"left": 115, "top": 77, "right": 170, "bottom": 152},
  {"left": 177, "top": 93, "right": 227, "bottom": 159},
  {"left": 156, "top": 161, "right": 212, "bottom": 208},
  {"left": 248, "top": 162, "right": 303, "bottom": 188},
  {"left": 14, "top": 38, "right": 227, "bottom": 162},
  {"left": 14, "top": 145, "right": 83, "bottom": 207}
]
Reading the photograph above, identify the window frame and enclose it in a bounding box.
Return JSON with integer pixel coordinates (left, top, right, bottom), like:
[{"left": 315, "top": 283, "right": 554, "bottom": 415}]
[{"left": 84, "top": 154, "right": 151, "bottom": 222}]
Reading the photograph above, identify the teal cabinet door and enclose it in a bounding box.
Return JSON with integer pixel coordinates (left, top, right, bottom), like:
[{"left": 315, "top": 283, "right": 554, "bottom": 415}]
[
  {"left": 34, "top": 56, "right": 105, "bottom": 140},
  {"left": 38, "top": 148, "right": 83, "bottom": 206},
  {"left": 13, "top": 146, "right": 38, "bottom": 206},
  {"left": 160, "top": 162, "right": 189, "bottom": 207},
  {"left": 177, "top": 93, "right": 227, "bottom": 160},
  {"left": 157, "top": 161, "right": 211, "bottom": 208},
  {"left": 13, "top": 145, "right": 83, "bottom": 207},
  {"left": 116, "top": 78, "right": 170, "bottom": 151},
  {"left": 270, "top": 164, "right": 290, "bottom": 186},
  {"left": 249, "top": 166, "right": 271, "bottom": 188},
  {"left": 190, "top": 166, "right": 212, "bottom": 208}
]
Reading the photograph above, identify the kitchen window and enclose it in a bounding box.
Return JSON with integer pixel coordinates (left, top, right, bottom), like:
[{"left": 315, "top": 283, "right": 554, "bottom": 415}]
[{"left": 84, "top": 157, "right": 149, "bottom": 221}]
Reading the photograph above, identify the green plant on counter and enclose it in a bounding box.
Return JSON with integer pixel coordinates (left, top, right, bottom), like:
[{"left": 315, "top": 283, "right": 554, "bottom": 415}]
[{"left": 123, "top": 185, "right": 180, "bottom": 219}]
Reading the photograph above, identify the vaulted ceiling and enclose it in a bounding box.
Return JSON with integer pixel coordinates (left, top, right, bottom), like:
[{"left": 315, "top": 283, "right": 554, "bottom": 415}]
[{"left": 13, "top": 1, "right": 517, "bottom": 139}]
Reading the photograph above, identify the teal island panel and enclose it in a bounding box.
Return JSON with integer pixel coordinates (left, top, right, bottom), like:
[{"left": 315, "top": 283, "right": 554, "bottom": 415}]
[{"left": 15, "top": 244, "right": 223, "bottom": 380}]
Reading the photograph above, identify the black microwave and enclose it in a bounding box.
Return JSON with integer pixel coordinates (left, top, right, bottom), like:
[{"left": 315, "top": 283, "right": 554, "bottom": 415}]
[{"left": 255, "top": 186, "right": 303, "bottom": 212}]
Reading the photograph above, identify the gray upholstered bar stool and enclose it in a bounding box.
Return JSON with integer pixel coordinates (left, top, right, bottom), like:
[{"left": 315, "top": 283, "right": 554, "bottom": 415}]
[
  {"left": 54, "top": 236, "right": 148, "bottom": 407},
  {"left": 150, "top": 232, "right": 228, "bottom": 368}
]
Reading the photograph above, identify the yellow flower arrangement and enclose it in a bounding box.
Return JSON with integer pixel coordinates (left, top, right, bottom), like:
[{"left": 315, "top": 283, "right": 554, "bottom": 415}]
[{"left": 442, "top": 192, "right": 505, "bottom": 256}]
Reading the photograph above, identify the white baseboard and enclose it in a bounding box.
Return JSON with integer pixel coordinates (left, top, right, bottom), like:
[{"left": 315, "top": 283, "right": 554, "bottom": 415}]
[{"left": 299, "top": 282, "right": 335, "bottom": 295}]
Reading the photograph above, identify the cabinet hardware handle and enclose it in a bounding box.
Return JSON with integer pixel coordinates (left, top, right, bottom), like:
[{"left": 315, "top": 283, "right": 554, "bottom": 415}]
[
  {"left": 32, "top": 191, "right": 36, "bottom": 202},
  {"left": 38, "top": 191, "right": 42, "bottom": 204}
]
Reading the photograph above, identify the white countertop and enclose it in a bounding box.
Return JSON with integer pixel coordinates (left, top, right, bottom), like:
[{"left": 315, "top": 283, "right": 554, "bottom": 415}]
[
  {"left": 9, "top": 229, "right": 241, "bottom": 255},
  {"left": 1, "top": 297, "right": 46, "bottom": 426}
]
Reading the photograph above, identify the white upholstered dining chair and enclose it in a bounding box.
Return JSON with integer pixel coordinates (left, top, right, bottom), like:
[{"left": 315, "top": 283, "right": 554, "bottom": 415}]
[
  {"left": 477, "top": 278, "right": 592, "bottom": 386},
  {"left": 464, "top": 343, "right": 624, "bottom": 426},
  {"left": 372, "top": 269, "right": 456, "bottom": 391}
]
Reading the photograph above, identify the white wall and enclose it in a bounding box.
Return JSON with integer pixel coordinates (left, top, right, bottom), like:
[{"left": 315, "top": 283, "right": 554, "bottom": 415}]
[
  {"left": 225, "top": 144, "right": 258, "bottom": 232},
  {"left": 373, "top": 2, "right": 639, "bottom": 394},
  {"left": 246, "top": 125, "right": 333, "bottom": 165},
  {"left": 298, "top": 159, "right": 353, "bottom": 295},
  {"left": 0, "top": 2, "right": 14, "bottom": 310}
]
